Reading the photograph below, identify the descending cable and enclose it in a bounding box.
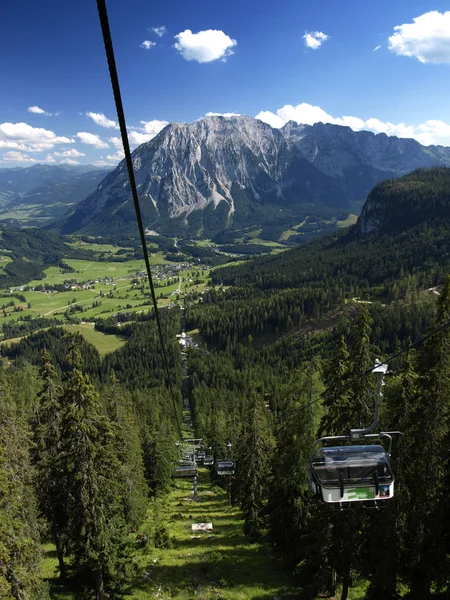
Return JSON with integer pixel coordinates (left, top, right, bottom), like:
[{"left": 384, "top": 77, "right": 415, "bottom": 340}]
[
  {"left": 276, "top": 315, "right": 450, "bottom": 424},
  {"left": 96, "top": 0, "right": 182, "bottom": 438}
]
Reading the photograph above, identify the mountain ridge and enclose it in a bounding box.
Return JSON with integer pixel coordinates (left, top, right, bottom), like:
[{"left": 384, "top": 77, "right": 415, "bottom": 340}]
[{"left": 53, "top": 116, "right": 450, "bottom": 240}]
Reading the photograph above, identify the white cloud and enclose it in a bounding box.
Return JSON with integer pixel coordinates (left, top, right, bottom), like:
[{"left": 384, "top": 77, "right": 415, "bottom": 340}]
[
  {"left": 127, "top": 120, "right": 169, "bottom": 146},
  {"left": 28, "top": 105, "right": 53, "bottom": 115},
  {"left": 3, "top": 151, "right": 37, "bottom": 163},
  {"left": 388, "top": 11, "right": 450, "bottom": 64},
  {"left": 44, "top": 154, "right": 56, "bottom": 163},
  {"left": 140, "top": 119, "right": 169, "bottom": 135},
  {"left": 0, "top": 122, "right": 74, "bottom": 152},
  {"left": 106, "top": 150, "right": 125, "bottom": 161},
  {"left": 60, "top": 158, "right": 80, "bottom": 165},
  {"left": 205, "top": 112, "right": 241, "bottom": 117},
  {"left": 140, "top": 40, "right": 156, "bottom": 50},
  {"left": 373, "top": 45, "right": 381, "bottom": 52},
  {"left": 76, "top": 132, "right": 109, "bottom": 148},
  {"left": 303, "top": 31, "right": 329, "bottom": 50},
  {"left": 152, "top": 26, "right": 166, "bottom": 37},
  {"left": 53, "top": 148, "right": 86, "bottom": 157},
  {"left": 255, "top": 102, "right": 450, "bottom": 146},
  {"left": 108, "top": 136, "right": 122, "bottom": 148},
  {"left": 174, "top": 29, "right": 237, "bottom": 63},
  {"left": 92, "top": 160, "right": 116, "bottom": 167},
  {"left": 86, "top": 112, "right": 118, "bottom": 129}
]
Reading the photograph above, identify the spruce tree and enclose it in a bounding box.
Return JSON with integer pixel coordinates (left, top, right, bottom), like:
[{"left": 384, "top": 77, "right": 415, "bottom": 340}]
[
  {"left": 59, "top": 347, "right": 133, "bottom": 599},
  {"left": 401, "top": 277, "right": 450, "bottom": 598},
  {"left": 236, "top": 394, "right": 272, "bottom": 538},
  {"left": 33, "top": 349, "right": 67, "bottom": 581},
  {"left": 105, "top": 371, "right": 148, "bottom": 529},
  {"left": 0, "top": 365, "right": 48, "bottom": 599}
]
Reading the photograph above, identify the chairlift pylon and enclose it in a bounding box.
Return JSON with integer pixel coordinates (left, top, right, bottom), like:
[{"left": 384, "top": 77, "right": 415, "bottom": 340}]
[{"left": 308, "top": 362, "right": 401, "bottom": 508}]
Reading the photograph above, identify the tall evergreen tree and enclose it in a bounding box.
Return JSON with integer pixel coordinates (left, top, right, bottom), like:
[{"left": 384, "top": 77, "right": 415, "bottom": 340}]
[
  {"left": 401, "top": 277, "right": 450, "bottom": 599},
  {"left": 0, "top": 364, "right": 48, "bottom": 599},
  {"left": 104, "top": 371, "right": 148, "bottom": 529},
  {"left": 59, "top": 347, "right": 133, "bottom": 599},
  {"left": 236, "top": 394, "right": 272, "bottom": 537},
  {"left": 33, "top": 349, "right": 67, "bottom": 581}
]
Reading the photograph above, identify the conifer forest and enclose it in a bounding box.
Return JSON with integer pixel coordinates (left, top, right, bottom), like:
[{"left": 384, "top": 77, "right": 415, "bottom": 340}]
[{"left": 1, "top": 168, "right": 450, "bottom": 599}]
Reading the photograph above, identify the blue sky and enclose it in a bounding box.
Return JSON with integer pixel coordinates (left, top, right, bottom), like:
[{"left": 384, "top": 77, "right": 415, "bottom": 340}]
[{"left": 1, "top": 0, "right": 450, "bottom": 167}]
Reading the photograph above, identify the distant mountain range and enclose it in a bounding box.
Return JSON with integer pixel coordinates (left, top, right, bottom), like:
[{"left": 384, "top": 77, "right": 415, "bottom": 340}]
[
  {"left": 0, "top": 164, "right": 111, "bottom": 226},
  {"left": 33, "top": 117, "right": 450, "bottom": 239}
]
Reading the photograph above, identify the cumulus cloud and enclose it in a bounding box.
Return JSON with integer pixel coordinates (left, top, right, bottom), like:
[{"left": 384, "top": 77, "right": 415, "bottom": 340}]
[
  {"left": 108, "top": 136, "right": 122, "bottom": 148},
  {"left": 60, "top": 158, "right": 80, "bottom": 165},
  {"left": 152, "top": 26, "right": 166, "bottom": 37},
  {"left": 303, "top": 31, "right": 329, "bottom": 50},
  {"left": 255, "top": 102, "right": 450, "bottom": 146},
  {"left": 53, "top": 148, "right": 85, "bottom": 157},
  {"left": 2, "top": 151, "right": 37, "bottom": 162},
  {"left": 43, "top": 154, "right": 56, "bottom": 163},
  {"left": 127, "top": 120, "right": 169, "bottom": 146},
  {"left": 0, "top": 122, "right": 74, "bottom": 152},
  {"left": 140, "top": 40, "right": 156, "bottom": 50},
  {"left": 28, "top": 105, "right": 54, "bottom": 115},
  {"left": 205, "top": 112, "right": 241, "bottom": 117},
  {"left": 86, "top": 112, "right": 118, "bottom": 129},
  {"left": 174, "top": 29, "right": 237, "bottom": 63},
  {"left": 106, "top": 150, "right": 125, "bottom": 161},
  {"left": 76, "top": 132, "right": 109, "bottom": 148},
  {"left": 388, "top": 11, "right": 450, "bottom": 63}
]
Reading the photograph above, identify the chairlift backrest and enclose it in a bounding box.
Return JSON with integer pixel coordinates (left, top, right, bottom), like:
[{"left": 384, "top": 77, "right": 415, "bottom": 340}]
[
  {"left": 173, "top": 465, "right": 197, "bottom": 479},
  {"left": 215, "top": 459, "right": 235, "bottom": 476},
  {"left": 309, "top": 443, "right": 394, "bottom": 504}
]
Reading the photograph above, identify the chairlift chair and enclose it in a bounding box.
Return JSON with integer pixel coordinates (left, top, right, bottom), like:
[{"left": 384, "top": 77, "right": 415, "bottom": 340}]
[
  {"left": 203, "top": 455, "right": 214, "bottom": 466},
  {"left": 215, "top": 459, "right": 235, "bottom": 476},
  {"left": 172, "top": 465, "right": 197, "bottom": 478},
  {"left": 308, "top": 442, "right": 394, "bottom": 503},
  {"left": 308, "top": 362, "right": 401, "bottom": 507}
]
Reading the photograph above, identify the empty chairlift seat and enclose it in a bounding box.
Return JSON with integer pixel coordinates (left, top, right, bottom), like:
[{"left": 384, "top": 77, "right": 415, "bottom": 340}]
[
  {"left": 172, "top": 465, "right": 197, "bottom": 479},
  {"left": 308, "top": 445, "right": 394, "bottom": 503},
  {"left": 215, "top": 459, "right": 235, "bottom": 476},
  {"left": 203, "top": 455, "right": 214, "bottom": 466}
]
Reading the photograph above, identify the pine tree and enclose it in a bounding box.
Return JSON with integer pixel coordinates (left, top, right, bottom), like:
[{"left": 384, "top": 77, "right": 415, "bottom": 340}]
[
  {"left": 105, "top": 371, "right": 148, "bottom": 529},
  {"left": 59, "top": 346, "right": 133, "bottom": 599},
  {"left": 363, "top": 351, "right": 419, "bottom": 600},
  {"left": 0, "top": 364, "right": 49, "bottom": 599},
  {"left": 269, "top": 367, "right": 327, "bottom": 596},
  {"left": 316, "top": 307, "right": 378, "bottom": 600},
  {"left": 401, "top": 277, "right": 450, "bottom": 599},
  {"left": 33, "top": 349, "right": 67, "bottom": 581},
  {"left": 319, "top": 335, "right": 350, "bottom": 436},
  {"left": 236, "top": 394, "right": 272, "bottom": 538}
]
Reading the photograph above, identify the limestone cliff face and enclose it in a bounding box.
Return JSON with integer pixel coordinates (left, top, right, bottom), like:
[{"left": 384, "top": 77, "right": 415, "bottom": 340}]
[{"left": 58, "top": 116, "right": 450, "bottom": 236}]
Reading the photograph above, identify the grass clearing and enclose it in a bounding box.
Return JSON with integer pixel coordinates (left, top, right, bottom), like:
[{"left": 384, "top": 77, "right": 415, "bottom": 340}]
[
  {"left": 337, "top": 213, "right": 358, "bottom": 228},
  {"left": 44, "top": 470, "right": 302, "bottom": 600},
  {"left": 63, "top": 323, "right": 127, "bottom": 355},
  {"left": 43, "top": 469, "right": 371, "bottom": 599}
]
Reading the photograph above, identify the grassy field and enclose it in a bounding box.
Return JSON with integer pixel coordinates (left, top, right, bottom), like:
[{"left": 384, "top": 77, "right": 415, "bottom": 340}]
[
  {"left": 63, "top": 323, "right": 127, "bottom": 355},
  {"left": 0, "top": 257, "right": 212, "bottom": 352},
  {"left": 0, "top": 323, "right": 126, "bottom": 355}
]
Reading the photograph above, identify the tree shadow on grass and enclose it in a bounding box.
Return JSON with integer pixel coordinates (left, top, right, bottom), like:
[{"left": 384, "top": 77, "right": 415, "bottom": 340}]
[{"left": 133, "top": 555, "right": 301, "bottom": 599}]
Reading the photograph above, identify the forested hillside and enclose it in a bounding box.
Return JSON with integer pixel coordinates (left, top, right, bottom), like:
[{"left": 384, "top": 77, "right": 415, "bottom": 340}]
[{"left": 1, "top": 167, "right": 450, "bottom": 599}]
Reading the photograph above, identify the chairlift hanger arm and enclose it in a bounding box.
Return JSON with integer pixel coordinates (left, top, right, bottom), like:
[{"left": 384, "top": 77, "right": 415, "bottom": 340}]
[{"left": 350, "top": 363, "right": 387, "bottom": 440}]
